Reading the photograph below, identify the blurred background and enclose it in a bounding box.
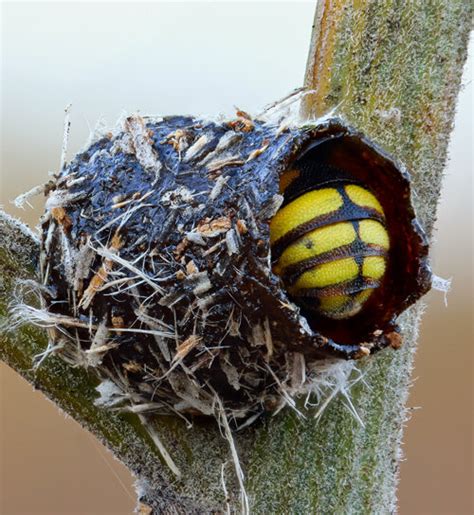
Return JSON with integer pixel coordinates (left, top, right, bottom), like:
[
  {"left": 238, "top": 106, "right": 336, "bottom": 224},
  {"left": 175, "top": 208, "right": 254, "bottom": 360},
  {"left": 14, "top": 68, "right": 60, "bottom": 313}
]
[{"left": 0, "top": 2, "right": 472, "bottom": 514}]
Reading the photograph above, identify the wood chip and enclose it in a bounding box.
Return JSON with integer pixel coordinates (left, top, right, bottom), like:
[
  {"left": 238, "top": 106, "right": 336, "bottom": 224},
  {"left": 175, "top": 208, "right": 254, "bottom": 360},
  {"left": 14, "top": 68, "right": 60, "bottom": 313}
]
[
  {"left": 227, "top": 112, "right": 254, "bottom": 132},
  {"left": 183, "top": 134, "right": 209, "bottom": 162},
  {"left": 51, "top": 206, "right": 72, "bottom": 231},
  {"left": 124, "top": 114, "right": 162, "bottom": 178},
  {"left": 186, "top": 260, "right": 199, "bottom": 275},
  {"left": 206, "top": 156, "right": 245, "bottom": 174},
  {"left": 197, "top": 216, "right": 232, "bottom": 237},
  {"left": 79, "top": 232, "right": 123, "bottom": 310},
  {"left": 162, "top": 128, "right": 192, "bottom": 154},
  {"left": 236, "top": 219, "right": 248, "bottom": 235},
  {"left": 173, "top": 335, "right": 202, "bottom": 363},
  {"left": 246, "top": 139, "right": 270, "bottom": 161},
  {"left": 111, "top": 315, "right": 125, "bottom": 328},
  {"left": 123, "top": 361, "right": 142, "bottom": 373},
  {"left": 174, "top": 237, "right": 189, "bottom": 259}
]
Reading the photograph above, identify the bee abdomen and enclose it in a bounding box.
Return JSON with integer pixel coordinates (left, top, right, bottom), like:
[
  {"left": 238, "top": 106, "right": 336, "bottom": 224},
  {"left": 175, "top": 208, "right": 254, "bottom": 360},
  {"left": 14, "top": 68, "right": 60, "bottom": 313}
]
[{"left": 270, "top": 180, "right": 390, "bottom": 320}]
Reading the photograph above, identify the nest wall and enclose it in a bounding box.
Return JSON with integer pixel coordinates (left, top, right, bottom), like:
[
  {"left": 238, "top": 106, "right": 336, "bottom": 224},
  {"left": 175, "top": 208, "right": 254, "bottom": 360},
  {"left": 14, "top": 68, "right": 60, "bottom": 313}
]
[{"left": 35, "top": 113, "right": 430, "bottom": 421}]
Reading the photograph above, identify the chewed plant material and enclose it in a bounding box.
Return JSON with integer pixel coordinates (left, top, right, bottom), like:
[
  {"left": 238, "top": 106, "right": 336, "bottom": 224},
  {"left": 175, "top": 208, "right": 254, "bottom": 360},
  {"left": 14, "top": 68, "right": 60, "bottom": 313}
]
[{"left": 28, "top": 113, "right": 430, "bottom": 425}]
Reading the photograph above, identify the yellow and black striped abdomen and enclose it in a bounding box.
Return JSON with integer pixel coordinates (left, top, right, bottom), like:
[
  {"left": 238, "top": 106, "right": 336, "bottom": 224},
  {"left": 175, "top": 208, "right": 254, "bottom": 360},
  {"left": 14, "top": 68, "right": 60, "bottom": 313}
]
[{"left": 270, "top": 180, "right": 390, "bottom": 320}]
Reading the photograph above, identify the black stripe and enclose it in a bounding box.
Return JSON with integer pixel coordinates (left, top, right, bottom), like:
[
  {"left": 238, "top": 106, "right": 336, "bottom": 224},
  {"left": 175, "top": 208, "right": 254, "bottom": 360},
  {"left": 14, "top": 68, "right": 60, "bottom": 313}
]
[
  {"left": 292, "top": 277, "right": 380, "bottom": 298},
  {"left": 351, "top": 221, "right": 364, "bottom": 290},
  {"left": 281, "top": 242, "right": 388, "bottom": 285},
  {"left": 271, "top": 204, "right": 385, "bottom": 261},
  {"left": 282, "top": 163, "right": 361, "bottom": 205}
]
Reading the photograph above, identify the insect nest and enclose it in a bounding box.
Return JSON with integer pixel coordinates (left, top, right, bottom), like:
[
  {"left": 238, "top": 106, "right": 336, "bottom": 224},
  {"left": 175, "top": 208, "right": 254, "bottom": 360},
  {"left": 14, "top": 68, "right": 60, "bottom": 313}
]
[{"left": 31, "top": 112, "right": 430, "bottom": 425}]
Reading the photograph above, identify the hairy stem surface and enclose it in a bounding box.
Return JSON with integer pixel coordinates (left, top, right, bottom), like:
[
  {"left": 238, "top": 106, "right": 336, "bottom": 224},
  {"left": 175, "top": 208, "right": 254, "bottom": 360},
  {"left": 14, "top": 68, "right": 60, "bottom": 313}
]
[{"left": 1, "top": 1, "right": 471, "bottom": 512}]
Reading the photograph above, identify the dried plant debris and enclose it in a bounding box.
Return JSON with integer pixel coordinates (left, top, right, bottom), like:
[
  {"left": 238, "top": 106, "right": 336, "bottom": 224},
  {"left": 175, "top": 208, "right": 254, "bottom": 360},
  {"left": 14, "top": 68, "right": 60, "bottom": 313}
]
[{"left": 19, "top": 112, "right": 431, "bottom": 447}]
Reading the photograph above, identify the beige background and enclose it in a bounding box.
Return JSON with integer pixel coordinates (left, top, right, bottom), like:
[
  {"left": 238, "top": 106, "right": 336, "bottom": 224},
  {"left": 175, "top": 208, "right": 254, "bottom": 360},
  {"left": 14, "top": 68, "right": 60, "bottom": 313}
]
[{"left": 1, "top": 3, "right": 472, "bottom": 514}]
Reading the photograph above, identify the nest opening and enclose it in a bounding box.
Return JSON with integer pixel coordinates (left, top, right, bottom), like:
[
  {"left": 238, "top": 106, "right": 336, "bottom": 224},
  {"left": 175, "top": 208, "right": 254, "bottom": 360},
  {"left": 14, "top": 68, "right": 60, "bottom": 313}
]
[{"left": 272, "top": 130, "right": 430, "bottom": 346}]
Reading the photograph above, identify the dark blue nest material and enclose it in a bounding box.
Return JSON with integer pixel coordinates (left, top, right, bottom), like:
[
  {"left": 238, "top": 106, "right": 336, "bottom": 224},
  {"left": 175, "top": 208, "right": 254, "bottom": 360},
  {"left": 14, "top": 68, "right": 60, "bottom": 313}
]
[{"left": 38, "top": 113, "right": 430, "bottom": 419}]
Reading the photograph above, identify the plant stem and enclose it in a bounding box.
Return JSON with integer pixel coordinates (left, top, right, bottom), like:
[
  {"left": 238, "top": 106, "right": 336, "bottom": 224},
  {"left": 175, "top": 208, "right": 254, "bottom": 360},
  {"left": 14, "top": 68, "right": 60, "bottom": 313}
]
[{"left": 0, "top": 1, "right": 471, "bottom": 512}]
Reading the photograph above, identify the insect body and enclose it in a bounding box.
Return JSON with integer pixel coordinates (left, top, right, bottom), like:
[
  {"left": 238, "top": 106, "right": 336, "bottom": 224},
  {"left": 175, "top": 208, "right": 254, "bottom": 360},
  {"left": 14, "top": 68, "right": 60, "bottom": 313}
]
[{"left": 270, "top": 160, "right": 390, "bottom": 320}]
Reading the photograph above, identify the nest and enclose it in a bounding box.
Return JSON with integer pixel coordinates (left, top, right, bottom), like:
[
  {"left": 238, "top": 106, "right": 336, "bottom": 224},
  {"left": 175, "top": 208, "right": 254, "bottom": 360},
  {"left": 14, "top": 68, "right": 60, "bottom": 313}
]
[{"left": 17, "top": 108, "right": 430, "bottom": 432}]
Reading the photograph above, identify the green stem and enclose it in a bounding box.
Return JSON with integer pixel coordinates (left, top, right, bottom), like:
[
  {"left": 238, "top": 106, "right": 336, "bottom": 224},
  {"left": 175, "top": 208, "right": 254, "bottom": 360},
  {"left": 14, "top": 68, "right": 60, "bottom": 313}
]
[{"left": 0, "top": 1, "right": 471, "bottom": 512}]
